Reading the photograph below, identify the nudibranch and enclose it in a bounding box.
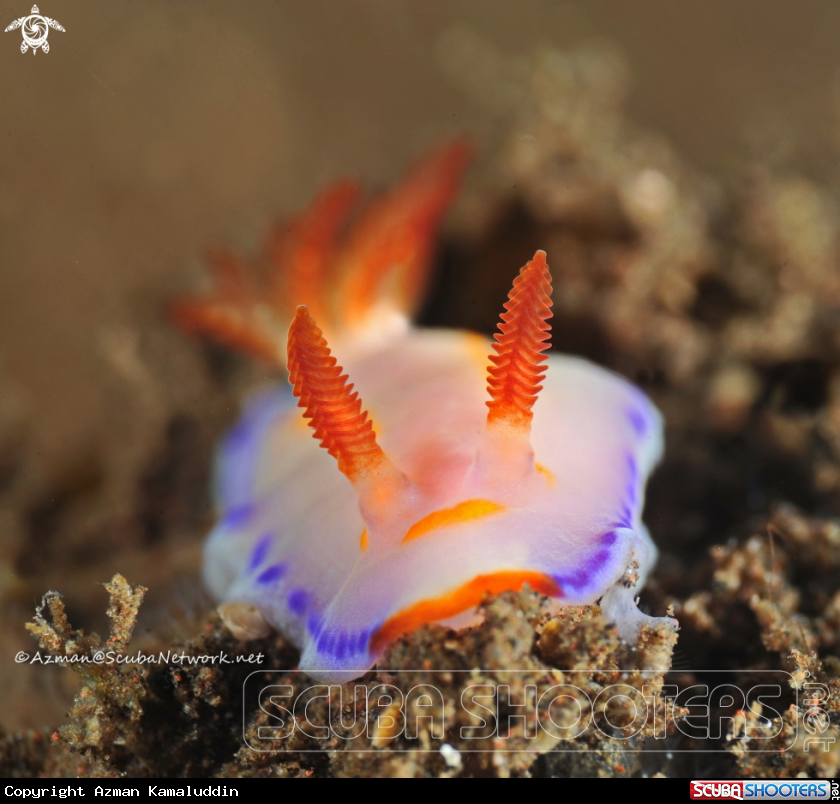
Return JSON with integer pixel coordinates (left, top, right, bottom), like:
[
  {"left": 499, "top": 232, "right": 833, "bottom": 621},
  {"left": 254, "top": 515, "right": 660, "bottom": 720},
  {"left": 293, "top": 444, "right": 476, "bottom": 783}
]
[{"left": 172, "top": 142, "right": 674, "bottom": 682}]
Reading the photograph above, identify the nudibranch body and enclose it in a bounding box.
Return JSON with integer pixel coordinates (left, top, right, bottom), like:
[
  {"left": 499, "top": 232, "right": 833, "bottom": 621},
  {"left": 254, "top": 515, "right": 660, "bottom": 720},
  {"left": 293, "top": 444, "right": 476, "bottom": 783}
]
[{"left": 173, "top": 143, "right": 673, "bottom": 683}]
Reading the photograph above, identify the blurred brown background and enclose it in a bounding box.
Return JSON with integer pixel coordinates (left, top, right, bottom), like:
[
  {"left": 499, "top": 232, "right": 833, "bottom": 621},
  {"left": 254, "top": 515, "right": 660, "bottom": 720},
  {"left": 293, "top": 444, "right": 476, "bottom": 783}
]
[{"left": 3, "top": 0, "right": 840, "bottom": 731}]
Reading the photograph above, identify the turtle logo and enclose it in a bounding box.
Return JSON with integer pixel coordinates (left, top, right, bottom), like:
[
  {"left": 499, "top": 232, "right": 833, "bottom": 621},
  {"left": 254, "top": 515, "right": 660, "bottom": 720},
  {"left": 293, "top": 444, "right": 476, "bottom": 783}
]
[{"left": 5, "top": 5, "right": 64, "bottom": 54}]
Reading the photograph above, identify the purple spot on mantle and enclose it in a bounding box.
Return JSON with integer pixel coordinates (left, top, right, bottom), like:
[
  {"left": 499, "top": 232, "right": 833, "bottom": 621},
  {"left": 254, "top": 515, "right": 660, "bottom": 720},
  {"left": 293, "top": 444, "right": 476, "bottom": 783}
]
[
  {"left": 552, "top": 566, "right": 592, "bottom": 592},
  {"left": 627, "top": 408, "right": 648, "bottom": 437},
  {"left": 221, "top": 504, "right": 256, "bottom": 530},
  {"left": 553, "top": 537, "right": 622, "bottom": 593},
  {"left": 615, "top": 503, "right": 633, "bottom": 528},
  {"left": 288, "top": 588, "right": 310, "bottom": 615},
  {"left": 313, "top": 628, "right": 373, "bottom": 658},
  {"left": 247, "top": 533, "right": 273, "bottom": 573},
  {"left": 353, "top": 630, "right": 368, "bottom": 655},
  {"left": 307, "top": 613, "right": 323, "bottom": 637},
  {"left": 224, "top": 421, "right": 252, "bottom": 450},
  {"left": 216, "top": 387, "right": 293, "bottom": 513},
  {"left": 625, "top": 453, "right": 638, "bottom": 483},
  {"left": 256, "top": 563, "right": 286, "bottom": 584}
]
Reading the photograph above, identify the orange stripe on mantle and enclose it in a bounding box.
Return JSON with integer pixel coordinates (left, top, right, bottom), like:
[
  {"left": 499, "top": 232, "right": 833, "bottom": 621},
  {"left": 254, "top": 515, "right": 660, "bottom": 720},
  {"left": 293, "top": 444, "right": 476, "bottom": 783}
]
[
  {"left": 369, "top": 570, "right": 561, "bottom": 655},
  {"left": 401, "top": 499, "right": 505, "bottom": 544}
]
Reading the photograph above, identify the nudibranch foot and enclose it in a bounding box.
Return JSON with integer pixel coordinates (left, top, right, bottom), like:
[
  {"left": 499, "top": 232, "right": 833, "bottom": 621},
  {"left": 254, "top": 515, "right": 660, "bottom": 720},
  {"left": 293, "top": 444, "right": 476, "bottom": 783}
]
[
  {"left": 599, "top": 581, "right": 679, "bottom": 644},
  {"left": 217, "top": 601, "right": 272, "bottom": 642}
]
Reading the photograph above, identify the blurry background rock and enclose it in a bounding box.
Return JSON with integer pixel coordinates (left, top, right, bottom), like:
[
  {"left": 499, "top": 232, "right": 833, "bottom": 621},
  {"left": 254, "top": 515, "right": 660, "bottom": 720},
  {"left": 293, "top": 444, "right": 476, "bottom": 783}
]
[{"left": 4, "top": 0, "right": 840, "bottom": 777}]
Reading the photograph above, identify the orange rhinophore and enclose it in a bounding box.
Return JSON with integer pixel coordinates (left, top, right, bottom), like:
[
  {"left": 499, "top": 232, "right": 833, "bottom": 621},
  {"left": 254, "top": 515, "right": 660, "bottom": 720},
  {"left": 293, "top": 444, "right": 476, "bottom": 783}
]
[
  {"left": 286, "top": 305, "right": 384, "bottom": 481},
  {"left": 485, "top": 250, "right": 553, "bottom": 430},
  {"left": 286, "top": 305, "right": 414, "bottom": 537}
]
